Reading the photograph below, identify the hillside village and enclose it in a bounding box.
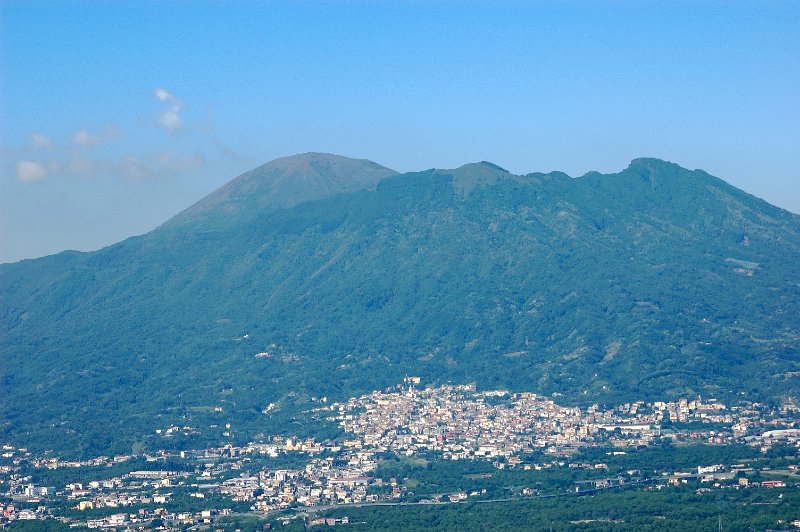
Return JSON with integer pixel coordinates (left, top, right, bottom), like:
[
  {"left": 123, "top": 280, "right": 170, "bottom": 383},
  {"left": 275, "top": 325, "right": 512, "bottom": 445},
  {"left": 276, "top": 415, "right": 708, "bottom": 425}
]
[{"left": 1, "top": 380, "right": 799, "bottom": 530}]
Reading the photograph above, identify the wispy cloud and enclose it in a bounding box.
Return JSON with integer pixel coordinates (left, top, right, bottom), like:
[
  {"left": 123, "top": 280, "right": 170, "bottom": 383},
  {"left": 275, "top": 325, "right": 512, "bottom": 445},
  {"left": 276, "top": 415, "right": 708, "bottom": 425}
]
[
  {"left": 30, "top": 133, "right": 54, "bottom": 149},
  {"left": 156, "top": 151, "right": 206, "bottom": 173},
  {"left": 16, "top": 160, "right": 48, "bottom": 182},
  {"left": 205, "top": 107, "right": 246, "bottom": 162},
  {"left": 119, "top": 151, "right": 206, "bottom": 182},
  {"left": 73, "top": 126, "right": 120, "bottom": 148},
  {"left": 64, "top": 156, "right": 102, "bottom": 178},
  {"left": 10, "top": 148, "right": 205, "bottom": 183},
  {"left": 7, "top": 89, "right": 217, "bottom": 184},
  {"left": 154, "top": 87, "right": 184, "bottom": 134},
  {"left": 119, "top": 156, "right": 150, "bottom": 181},
  {"left": 73, "top": 129, "right": 102, "bottom": 148}
]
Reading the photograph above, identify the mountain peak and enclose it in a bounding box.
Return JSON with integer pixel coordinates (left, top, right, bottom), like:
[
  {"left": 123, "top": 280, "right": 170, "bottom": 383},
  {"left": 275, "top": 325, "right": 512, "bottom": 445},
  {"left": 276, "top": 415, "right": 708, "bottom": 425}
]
[
  {"left": 163, "top": 153, "right": 397, "bottom": 229},
  {"left": 433, "top": 161, "right": 515, "bottom": 195},
  {"left": 628, "top": 157, "right": 675, "bottom": 167},
  {"left": 259, "top": 152, "right": 382, "bottom": 173},
  {"left": 626, "top": 157, "right": 687, "bottom": 178}
]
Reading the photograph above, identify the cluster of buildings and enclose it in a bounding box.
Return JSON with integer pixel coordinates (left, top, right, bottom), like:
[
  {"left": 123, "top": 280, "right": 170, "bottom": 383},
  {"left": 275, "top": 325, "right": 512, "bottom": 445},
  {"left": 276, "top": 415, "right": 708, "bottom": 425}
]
[
  {"left": 59, "top": 470, "right": 191, "bottom": 510},
  {"left": 226, "top": 452, "right": 390, "bottom": 511},
  {"left": 1, "top": 503, "right": 45, "bottom": 523},
  {"left": 82, "top": 507, "right": 235, "bottom": 529},
  {"left": 324, "top": 379, "right": 800, "bottom": 457},
  {"left": 328, "top": 381, "right": 659, "bottom": 457},
  {"left": 1, "top": 379, "right": 798, "bottom": 529}
]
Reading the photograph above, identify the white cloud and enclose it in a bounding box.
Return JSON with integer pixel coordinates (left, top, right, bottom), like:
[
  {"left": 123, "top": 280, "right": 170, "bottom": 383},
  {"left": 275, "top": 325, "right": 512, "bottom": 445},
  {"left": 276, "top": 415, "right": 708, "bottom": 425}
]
[
  {"left": 11, "top": 148, "right": 206, "bottom": 183},
  {"left": 10, "top": 89, "right": 214, "bottom": 184},
  {"left": 16, "top": 160, "right": 47, "bottom": 182},
  {"left": 154, "top": 87, "right": 184, "bottom": 133},
  {"left": 72, "top": 126, "right": 120, "bottom": 148},
  {"left": 160, "top": 108, "right": 182, "bottom": 132},
  {"left": 73, "top": 129, "right": 102, "bottom": 148},
  {"left": 154, "top": 88, "right": 173, "bottom": 102}
]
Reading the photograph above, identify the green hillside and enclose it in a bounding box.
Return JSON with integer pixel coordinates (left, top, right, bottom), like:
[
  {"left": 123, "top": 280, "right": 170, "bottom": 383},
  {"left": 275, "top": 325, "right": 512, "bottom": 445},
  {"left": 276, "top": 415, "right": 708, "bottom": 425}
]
[{"left": 2, "top": 154, "right": 799, "bottom": 456}]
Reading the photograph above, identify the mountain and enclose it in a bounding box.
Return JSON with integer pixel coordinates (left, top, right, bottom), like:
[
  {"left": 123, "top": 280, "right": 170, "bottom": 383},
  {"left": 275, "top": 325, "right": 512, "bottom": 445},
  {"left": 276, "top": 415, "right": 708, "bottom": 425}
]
[
  {"left": 2, "top": 153, "right": 799, "bottom": 456},
  {"left": 163, "top": 152, "right": 398, "bottom": 229}
]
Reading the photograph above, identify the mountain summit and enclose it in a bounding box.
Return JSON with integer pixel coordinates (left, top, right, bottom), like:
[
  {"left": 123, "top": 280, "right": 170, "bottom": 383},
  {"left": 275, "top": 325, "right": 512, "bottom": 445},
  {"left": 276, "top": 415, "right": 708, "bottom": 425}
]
[
  {"left": 2, "top": 155, "right": 799, "bottom": 456},
  {"left": 164, "top": 152, "right": 397, "bottom": 229}
]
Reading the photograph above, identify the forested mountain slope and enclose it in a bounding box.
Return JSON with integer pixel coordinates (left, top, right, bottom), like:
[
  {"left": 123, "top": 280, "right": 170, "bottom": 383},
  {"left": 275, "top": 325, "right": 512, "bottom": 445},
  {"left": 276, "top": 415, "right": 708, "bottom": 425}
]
[{"left": 2, "top": 154, "right": 798, "bottom": 455}]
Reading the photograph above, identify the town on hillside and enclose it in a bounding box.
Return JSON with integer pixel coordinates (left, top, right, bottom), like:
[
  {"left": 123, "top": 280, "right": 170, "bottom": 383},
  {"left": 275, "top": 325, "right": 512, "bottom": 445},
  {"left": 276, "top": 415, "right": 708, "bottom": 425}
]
[{"left": 2, "top": 379, "right": 799, "bottom": 529}]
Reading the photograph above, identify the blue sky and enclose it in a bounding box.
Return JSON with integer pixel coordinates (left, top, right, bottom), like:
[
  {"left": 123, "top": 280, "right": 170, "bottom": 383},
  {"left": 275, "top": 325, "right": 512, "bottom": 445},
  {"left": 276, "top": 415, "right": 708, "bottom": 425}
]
[{"left": 1, "top": 1, "right": 798, "bottom": 263}]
